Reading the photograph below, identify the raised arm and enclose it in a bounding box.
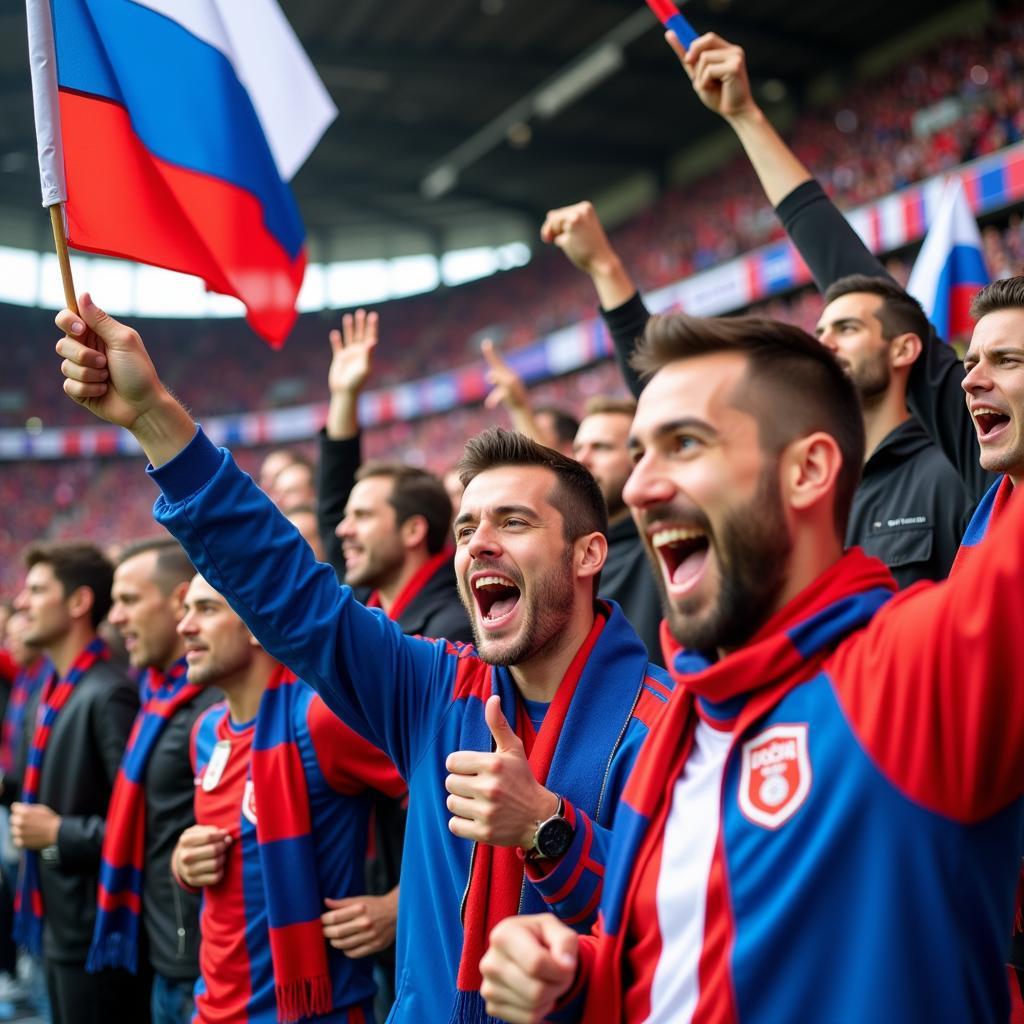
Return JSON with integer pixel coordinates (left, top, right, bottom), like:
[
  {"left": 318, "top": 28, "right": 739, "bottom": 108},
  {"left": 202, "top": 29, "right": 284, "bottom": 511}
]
[
  {"left": 54, "top": 297, "right": 458, "bottom": 776},
  {"left": 541, "top": 201, "right": 647, "bottom": 398},
  {"left": 317, "top": 309, "right": 379, "bottom": 579}
]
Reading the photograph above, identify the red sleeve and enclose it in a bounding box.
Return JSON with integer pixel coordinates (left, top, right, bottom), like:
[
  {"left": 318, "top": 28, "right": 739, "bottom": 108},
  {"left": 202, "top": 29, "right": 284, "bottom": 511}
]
[
  {"left": 829, "top": 486, "right": 1024, "bottom": 822},
  {"left": 307, "top": 694, "right": 406, "bottom": 798}
]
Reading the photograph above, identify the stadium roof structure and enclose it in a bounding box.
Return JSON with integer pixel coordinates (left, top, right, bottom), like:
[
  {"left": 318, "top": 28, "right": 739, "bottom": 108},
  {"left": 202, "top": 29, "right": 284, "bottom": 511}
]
[{"left": 0, "top": 0, "right": 997, "bottom": 264}]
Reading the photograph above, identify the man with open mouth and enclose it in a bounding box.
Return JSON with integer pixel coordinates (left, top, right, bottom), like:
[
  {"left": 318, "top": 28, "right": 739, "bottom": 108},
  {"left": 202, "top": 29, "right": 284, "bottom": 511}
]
[
  {"left": 481, "top": 306, "right": 1024, "bottom": 1024},
  {"left": 51, "top": 295, "right": 674, "bottom": 1024}
]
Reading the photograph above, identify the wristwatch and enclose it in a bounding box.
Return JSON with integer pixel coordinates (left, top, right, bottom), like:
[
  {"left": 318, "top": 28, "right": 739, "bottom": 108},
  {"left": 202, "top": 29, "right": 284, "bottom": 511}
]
[{"left": 525, "top": 797, "right": 574, "bottom": 861}]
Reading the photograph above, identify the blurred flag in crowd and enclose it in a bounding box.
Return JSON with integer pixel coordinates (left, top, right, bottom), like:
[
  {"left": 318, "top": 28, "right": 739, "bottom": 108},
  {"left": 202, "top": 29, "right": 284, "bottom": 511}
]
[
  {"left": 907, "top": 177, "right": 989, "bottom": 341},
  {"left": 26, "top": 0, "right": 336, "bottom": 346}
]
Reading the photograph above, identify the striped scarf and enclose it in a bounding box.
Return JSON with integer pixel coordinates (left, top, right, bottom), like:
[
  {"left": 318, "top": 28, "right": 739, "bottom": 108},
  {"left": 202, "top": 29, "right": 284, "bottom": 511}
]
[
  {"left": 13, "top": 637, "right": 109, "bottom": 954},
  {"left": 87, "top": 657, "right": 201, "bottom": 973},
  {"left": 952, "top": 475, "right": 1014, "bottom": 576},
  {"left": 583, "top": 551, "right": 896, "bottom": 1021},
  {"left": 252, "top": 664, "right": 333, "bottom": 1023},
  {"left": 450, "top": 604, "right": 650, "bottom": 1024},
  {"left": 0, "top": 656, "right": 50, "bottom": 776}
]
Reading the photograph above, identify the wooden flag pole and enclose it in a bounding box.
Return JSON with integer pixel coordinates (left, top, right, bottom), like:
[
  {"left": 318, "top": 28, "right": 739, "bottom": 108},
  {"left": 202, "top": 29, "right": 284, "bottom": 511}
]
[{"left": 49, "top": 203, "right": 79, "bottom": 315}]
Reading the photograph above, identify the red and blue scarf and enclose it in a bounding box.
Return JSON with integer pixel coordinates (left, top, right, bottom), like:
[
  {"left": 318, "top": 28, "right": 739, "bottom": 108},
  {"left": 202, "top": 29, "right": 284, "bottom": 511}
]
[
  {"left": 0, "top": 656, "right": 49, "bottom": 776},
  {"left": 582, "top": 550, "right": 896, "bottom": 1021},
  {"left": 13, "top": 637, "right": 109, "bottom": 955},
  {"left": 87, "top": 657, "right": 201, "bottom": 973},
  {"left": 252, "top": 664, "right": 333, "bottom": 1023},
  {"left": 450, "top": 603, "right": 652, "bottom": 1024}
]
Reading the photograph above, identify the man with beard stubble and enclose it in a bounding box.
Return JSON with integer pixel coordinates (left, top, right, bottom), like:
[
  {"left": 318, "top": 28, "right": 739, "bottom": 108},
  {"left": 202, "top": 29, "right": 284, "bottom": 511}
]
[
  {"left": 481, "top": 312, "right": 1024, "bottom": 1023},
  {"left": 51, "top": 293, "right": 673, "bottom": 1023}
]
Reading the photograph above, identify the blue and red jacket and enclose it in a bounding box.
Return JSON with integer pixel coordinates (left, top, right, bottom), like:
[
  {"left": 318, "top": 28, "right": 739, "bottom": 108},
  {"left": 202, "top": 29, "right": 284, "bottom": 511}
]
[
  {"left": 557, "top": 485, "right": 1024, "bottom": 1023},
  {"left": 149, "top": 428, "right": 672, "bottom": 1024}
]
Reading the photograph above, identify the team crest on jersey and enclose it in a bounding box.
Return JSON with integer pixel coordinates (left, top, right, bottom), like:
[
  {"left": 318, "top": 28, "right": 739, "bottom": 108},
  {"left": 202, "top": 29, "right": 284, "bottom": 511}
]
[
  {"left": 242, "top": 779, "right": 258, "bottom": 825},
  {"left": 738, "top": 723, "right": 811, "bottom": 829}
]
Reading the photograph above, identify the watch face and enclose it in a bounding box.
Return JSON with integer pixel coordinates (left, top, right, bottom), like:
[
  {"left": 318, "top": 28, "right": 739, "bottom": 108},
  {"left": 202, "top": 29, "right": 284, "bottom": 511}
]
[{"left": 537, "top": 816, "right": 574, "bottom": 859}]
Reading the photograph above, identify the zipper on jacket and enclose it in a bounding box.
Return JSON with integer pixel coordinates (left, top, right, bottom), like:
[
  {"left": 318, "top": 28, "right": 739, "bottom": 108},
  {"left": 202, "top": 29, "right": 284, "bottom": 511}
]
[
  {"left": 173, "top": 882, "right": 187, "bottom": 958},
  {"left": 595, "top": 681, "right": 644, "bottom": 824}
]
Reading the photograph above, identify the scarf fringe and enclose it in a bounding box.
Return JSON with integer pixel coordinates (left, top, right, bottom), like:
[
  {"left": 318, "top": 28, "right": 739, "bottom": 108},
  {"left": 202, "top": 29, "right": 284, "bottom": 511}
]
[
  {"left": 274, "top": 974, "right": 333, "bottom": 1024},
  {"left": 13, "top": 912, "right": 42, "bottom": 958},
  {"left": 86, "top": 930, "right": 138, "bottom": 974},
  {"left": 448, "top": 988, "right": 503, "bottom": 1024}
]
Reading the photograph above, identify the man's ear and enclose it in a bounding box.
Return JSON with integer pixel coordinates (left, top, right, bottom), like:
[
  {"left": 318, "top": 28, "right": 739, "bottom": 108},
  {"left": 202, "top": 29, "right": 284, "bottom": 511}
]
[
  {"left": 169, "top": 580, "right": 190, "bottom": 621},
  {"left": 575, "top": 531, "right": 608, "bottom": 583},
  {"left": 781, "top": 432, "right": 844, "bottom": 517},
  {"left": 889, "top": 331, "right": 923, "bottom": 370},
  {"left": 66, "top": 584, "right": 95, "bottom": 624},
  {"left": 400, "top": 514, "right": 429, "bottom": 551}
]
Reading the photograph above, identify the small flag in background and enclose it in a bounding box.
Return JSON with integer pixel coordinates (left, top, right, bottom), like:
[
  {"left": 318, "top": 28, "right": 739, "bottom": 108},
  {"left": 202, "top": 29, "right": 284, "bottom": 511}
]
[
  {"left": 26, "top": 0, "right": 337, "bottom": 347},
  {"left": 906, "top": 177, "right": 989, "bottom": 342}
]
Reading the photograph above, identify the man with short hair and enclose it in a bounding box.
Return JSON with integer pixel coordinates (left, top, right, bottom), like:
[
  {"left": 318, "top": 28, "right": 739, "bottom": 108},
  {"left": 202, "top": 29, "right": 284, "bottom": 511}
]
[
  {"left": 7, "top": 542, "right": 144, "bottom": 1023},
  {"left": 98, "top": 538, "right": 220, "bottom": 1024},
  {"left": 573, "top": 397, "right": 663, "bottom": 664},
  {"left": 171, "top": 573, "right": 405, "bottom": 1024},
  {"left": 51, "top": 294, "right": 673, "bottom": 1022},
  {"left": 481, "top": 310, "right": 1024, "bottom": 1023}
]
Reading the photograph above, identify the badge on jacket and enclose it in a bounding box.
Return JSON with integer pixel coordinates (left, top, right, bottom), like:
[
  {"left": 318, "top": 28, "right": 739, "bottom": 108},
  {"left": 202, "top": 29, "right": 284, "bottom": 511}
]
[{"left": 738, "top": 723, "right": 811, "bottom": 829}]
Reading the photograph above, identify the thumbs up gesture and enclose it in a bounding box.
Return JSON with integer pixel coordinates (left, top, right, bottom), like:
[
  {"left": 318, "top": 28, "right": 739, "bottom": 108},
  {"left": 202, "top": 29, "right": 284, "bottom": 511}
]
[{"left": 444, "top": 695, "right": 559, "bottom": 848}]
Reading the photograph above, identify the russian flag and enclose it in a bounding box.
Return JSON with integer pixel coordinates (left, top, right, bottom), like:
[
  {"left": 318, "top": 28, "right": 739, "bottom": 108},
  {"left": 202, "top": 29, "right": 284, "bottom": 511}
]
[
  {"left": 26, "top": 0, "right": 336, "bottom": 346},
  {"left": 906, "top": 177, "right": 989, "bottom": 342}
]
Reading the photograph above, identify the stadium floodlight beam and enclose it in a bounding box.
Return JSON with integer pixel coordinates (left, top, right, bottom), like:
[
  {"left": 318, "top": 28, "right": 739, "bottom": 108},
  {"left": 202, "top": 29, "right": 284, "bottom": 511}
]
[
  {"left": 533, "top": 44, "right": 624, "bottom": 120},
  {"left": 419, "top": 6, "right": 655, "bottom": 200}
]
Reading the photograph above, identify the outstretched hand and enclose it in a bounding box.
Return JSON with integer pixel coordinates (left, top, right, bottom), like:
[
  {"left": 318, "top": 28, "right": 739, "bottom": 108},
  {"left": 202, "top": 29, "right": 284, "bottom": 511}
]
[
  {"left": 667, "top": 31, "right": 757, "bottom": 120},
  {"left": 444, "top": 695, "right": 558, "bottom": 848},
  {"left": 328, "top": 308, "right": 379, "bottom": 397},
  {"left": 55, "top": 292, "right": 164, "bottom": 430}
]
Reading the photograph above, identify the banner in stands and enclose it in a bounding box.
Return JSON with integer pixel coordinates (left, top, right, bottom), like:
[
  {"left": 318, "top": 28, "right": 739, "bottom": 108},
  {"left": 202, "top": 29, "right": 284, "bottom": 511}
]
[{"left": 4, "top": 141, "right": 1024, "bottom": 461}]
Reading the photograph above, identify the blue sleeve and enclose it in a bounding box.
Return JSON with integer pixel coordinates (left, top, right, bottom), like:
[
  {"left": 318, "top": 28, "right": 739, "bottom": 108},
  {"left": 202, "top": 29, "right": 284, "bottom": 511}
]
[{"left": 149, "top": 428, "right": 459, "bottom": 778}]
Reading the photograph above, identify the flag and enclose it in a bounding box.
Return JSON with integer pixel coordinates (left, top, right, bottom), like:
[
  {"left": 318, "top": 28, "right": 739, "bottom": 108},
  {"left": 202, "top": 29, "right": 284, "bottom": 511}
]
[
  {"left": 25, "top": 0, "right": 337, "bottom": 347},
  {"left": 906, "top": 177, "right": 989, "bottom": 342}
]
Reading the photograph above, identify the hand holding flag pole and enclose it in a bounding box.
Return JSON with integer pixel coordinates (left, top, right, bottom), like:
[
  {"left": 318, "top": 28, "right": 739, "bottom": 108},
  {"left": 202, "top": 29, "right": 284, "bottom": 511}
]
[{"left": 644, "top": 0, "right": 699, "bottom": 48}]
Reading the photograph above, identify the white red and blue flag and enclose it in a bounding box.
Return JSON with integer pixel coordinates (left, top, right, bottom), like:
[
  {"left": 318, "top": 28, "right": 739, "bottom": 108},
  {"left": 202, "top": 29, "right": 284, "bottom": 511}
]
[
  {"left": 906, "top": 177, "right": 989, "bottom": 342},
  {"left": 26, "top": 0, "right": 336, "bottom": 346}
]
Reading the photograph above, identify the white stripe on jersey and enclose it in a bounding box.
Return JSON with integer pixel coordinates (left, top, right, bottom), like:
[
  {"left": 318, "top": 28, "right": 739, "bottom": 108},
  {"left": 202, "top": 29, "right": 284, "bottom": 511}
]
[{"left": 646, "top": 719, "right": 733, "bottom": 1023}]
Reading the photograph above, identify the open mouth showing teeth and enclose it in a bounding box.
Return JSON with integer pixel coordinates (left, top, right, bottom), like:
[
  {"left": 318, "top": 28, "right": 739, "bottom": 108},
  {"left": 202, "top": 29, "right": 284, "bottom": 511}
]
[
  {"left": 974, "top": 408, "right": 1010, "bottom": 437},
  {"left": 652, "top": 527, "right": 710, "bottom": 589},
  {"left": 473, "top": 574, "right": 521, "bottom": 623}
]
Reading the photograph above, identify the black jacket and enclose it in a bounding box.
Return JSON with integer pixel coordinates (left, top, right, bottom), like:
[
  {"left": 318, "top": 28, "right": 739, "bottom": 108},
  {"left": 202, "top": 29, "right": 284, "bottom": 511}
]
[
  {"left": 6, "top": 656, "right": 138, "bottom": 965},
  {"left": 776, "top": 178, "right": 998, "bottom": 505},
  {"left": 848, "top": 418, "right": 974, "bottom": 586},
  {"left": 600, "top": 516, "right": 664, "bottom": 666},
  {"left": 143, "top": 686, "right": 222, "bottom": 979}
]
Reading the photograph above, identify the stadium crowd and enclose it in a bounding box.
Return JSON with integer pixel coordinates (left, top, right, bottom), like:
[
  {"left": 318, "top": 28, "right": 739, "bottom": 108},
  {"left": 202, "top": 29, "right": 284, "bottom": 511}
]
[{"left": 2, "top": 13, "right": 1024, "bottom": 1024}]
